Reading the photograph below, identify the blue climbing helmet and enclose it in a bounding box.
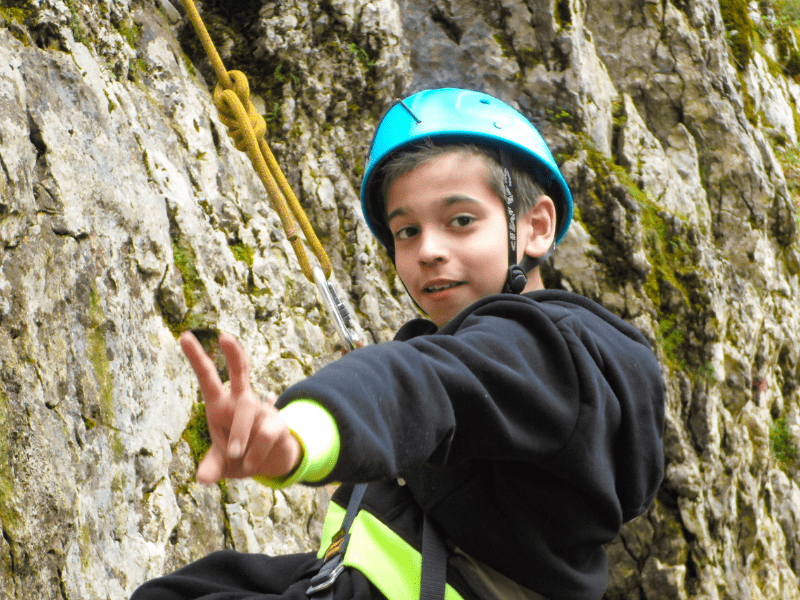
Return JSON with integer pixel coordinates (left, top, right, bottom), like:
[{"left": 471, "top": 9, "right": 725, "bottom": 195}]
[{"left": 360, "top": 88, "right": 574, "bottom": 258}]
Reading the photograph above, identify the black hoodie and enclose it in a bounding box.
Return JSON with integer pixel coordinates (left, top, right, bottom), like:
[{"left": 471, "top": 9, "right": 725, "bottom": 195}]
[{"left": 278, "top": 290, "right": 665, "bottom": 600}]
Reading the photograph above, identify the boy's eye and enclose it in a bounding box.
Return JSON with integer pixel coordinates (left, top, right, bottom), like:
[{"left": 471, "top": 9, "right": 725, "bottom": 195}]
[
  {"left": 393, "top": 225, "right": 419, "bottom": 240},
  {"left": 451, "top": 215, "right": 476, "bottom": 227}
]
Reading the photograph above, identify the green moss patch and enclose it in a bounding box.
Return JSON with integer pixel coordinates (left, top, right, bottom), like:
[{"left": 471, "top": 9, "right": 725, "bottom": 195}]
[
  {"left": 347, "top": 43, "right": 376, "bottom": 71},
  {"left": 168, "top": 238, "right": 212, "bottom": 336},
  {"left": 0, "top": 6, "right": 27, "bottom": 25},
  {"left": 575, "top": 138, "right": 703, "bottom": 371},
  {"left": 546, "top": 106, "right": 576, "bottom": 128},
  {"left": 171, "top": 241, "right": 196, "bottom": 283},
  {"left": 492, "top": 33, "right": 515, "bottom": 59},
  {"left": 86, "top": 285, "right": 127, "bottom": 460},
  {"left": 0, "top": 3, "right": 32, "bottom": 45},
  {"left": 182, "top": 402, "right": 212, "bottom": 466},
  {"left": 230, "top": 242, "right": 255, "bottom": 267},
  {"left": 657, "top": 318, "right": 687, "bottom": 370},
  {"left": 775, "top": 0, "right": 800, "bottom": 26},
  {"left": 63, "top": 0, "right": 87, "bottom": 46},
  {"left": 0, "top": 385, "right": 17, "bottom": 530},
  {"left": 770, "top": 415, "right": 798, "bottom": 469},
  {"left": 720, "top": 0, "right": 754, "bottom": 70},
  {"left": 116, "top": 18, "right": 142, "bottom": 49}
]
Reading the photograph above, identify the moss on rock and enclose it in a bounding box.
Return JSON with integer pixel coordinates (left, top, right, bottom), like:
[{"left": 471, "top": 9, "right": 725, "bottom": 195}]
[
  {"left": 168, "top": 235, "right": 214, "bottom": 336},
  {"left": 0, "top": 385, "right": 16, "bottom": 531},
  {"left": 720, "top": 0, "right": 754, "bottom": 69},
  {"left": 183, "top": 402, "right": 212, "bottom": 466},
  {"left": 230, "top": 242, "right": 255, "bottom": 267},
  {"left": 770, "top": 414, "right": 798, "bottom": 469}
]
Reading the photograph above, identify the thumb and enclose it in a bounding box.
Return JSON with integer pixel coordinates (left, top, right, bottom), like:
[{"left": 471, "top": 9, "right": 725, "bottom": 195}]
[{"left": 197, "top": 443, "right": 226, "bottom": 485}]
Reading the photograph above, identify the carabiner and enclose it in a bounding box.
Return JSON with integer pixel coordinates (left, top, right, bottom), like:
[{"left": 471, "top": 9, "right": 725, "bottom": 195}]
[{"left": 313, "top": 265, "right": 359, "bottom": 352}]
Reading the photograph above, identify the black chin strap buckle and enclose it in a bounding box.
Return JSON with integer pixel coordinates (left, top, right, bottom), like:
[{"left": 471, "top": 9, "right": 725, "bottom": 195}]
[
  {"left": 504, "top": 247, "right": 556, "bottom": 295},
  {"left": 503, "top": 265, "right": 528, "bottom": 294}
]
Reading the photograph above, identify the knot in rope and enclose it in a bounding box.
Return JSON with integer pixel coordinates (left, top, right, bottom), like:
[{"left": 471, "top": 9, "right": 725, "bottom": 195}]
[
  {"left": 179, "top": 0, "right": 331, "bottom": 282},
  {"left": 213, "top": 71, "right": 267, "bottom": 152}
]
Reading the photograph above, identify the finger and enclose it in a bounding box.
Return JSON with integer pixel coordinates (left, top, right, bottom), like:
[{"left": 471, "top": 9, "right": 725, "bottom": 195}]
[
  {"left": 199, "top": 416, "right": 233, "bottom": 482},
  {"left": 248, "top": 414, "right": 302, "bottom": 479},
  {"left": 227, "top": 392, "right": 259, "bottom": 459},
  {"left": 205, "top": 407, "right": 233, "bottom": 455},
  {"left": 219, "top": 332, "right": 252, "bottom": 397},
  {"left": 180, "top": 332, "right": 224, "bottom": 402},
  {"left": 264, "top": 392, "right": 278, "bottom": 407},
  {"left": 241, "top": 405, "right": 277, "bottom": 473},
  {"left": 197, "top": 442, "right": 226, "bottom": 485}
]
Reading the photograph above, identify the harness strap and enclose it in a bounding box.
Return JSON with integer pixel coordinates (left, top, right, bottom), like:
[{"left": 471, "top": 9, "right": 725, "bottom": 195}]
[
  {"left": 309, "top": 484, "right": 449, "bottom": 600},
  {"left": 420, "top": 515, "right": 448, "bottom": 600},
  {"left": 307, "top": 483, "right": 368, "bottom": 598}
]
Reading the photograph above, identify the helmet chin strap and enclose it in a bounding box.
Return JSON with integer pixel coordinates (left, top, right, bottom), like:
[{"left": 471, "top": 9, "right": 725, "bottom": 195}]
[{"left": 500, "top": 151, "right": 552, "bottom": 294}]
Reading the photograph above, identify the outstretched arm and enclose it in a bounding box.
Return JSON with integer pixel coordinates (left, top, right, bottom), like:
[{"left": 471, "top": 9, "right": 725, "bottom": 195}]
[{"left": 180, "top": 331, "right": 302, "bottom": 485}]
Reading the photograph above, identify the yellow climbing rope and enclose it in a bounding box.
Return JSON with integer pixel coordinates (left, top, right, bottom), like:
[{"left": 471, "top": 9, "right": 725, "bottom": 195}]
[{"left": 179, "top": 0, "right": 331, "bottom": 282}]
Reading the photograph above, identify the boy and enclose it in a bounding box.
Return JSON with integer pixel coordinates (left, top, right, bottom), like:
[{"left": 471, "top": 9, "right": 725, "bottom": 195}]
[{"left": 131, "top": 88, "right": 664, "bottom": 600}]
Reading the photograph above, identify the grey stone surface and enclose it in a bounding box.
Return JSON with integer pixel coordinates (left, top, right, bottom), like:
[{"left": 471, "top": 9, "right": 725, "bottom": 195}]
[{"left": 0, "top": 0, "right": 799, "bottom": 598}]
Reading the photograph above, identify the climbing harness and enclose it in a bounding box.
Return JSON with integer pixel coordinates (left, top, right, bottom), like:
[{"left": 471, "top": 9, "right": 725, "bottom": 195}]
[
  {"left": 306, "top": 484, "right": 367, "bottom": 598},
  {"left": 309, "top": 483, "right": 451, "bottom": 600},
  {"left": 178, "top": 0, "right": 358, "bottom": 350}
]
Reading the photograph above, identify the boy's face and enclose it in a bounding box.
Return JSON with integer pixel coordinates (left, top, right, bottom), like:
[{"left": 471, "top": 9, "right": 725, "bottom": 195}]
[{"left": 385, "top": 152, "right": 512, "bottom": 328}]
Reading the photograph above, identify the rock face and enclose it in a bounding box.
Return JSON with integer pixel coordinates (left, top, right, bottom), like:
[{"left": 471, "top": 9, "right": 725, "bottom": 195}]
[{"left": 0, "top": 0, "right": 798, "bottom": 598}]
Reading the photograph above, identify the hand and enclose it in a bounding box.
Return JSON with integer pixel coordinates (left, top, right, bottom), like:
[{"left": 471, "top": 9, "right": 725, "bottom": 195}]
[{"left": 179, "top": 331, "right": 302, "bottom": 485}]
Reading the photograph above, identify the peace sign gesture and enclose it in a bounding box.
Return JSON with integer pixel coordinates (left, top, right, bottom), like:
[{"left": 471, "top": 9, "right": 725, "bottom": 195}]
[{"left": 179, "top": 331, "right": 302, "bottom": 485}]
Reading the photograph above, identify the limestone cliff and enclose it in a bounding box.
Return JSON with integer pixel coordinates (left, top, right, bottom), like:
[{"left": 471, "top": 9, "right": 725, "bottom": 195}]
[{"left": 0, "top": 0, "right": 798, "bottom": 598}]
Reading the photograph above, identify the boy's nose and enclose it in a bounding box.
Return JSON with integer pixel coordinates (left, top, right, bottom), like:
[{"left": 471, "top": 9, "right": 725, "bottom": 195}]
[
  {"left": 420, "top": 257, "right": 443, "bottom": 266},
  {"left": 417, "top": 230, "right": 448, "bottom": 266}
]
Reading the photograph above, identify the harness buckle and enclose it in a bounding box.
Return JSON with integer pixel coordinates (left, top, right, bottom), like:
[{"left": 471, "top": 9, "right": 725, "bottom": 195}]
[
  {"left": 306, "top": 483, "right": 368, "bottom": 598},
  {"left": 306, "top": 559, "right": 345, "bottom": 595},
  {"left": 306, "top": 529, "right": 350, "bottom": 596},
  {"left": 323, "top": 528, "right": 347, "bottom": 561}
]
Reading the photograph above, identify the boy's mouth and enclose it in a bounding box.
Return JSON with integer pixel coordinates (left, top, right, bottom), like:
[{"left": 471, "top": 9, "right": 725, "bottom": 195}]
[{"left": 422, "top": 281, "right": 464, "bottom": 294}]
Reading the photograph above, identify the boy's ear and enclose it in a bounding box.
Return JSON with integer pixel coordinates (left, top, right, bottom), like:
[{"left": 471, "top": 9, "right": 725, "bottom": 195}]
[{"left": 518, "top": 195, "right": 557, "bottom": 262}]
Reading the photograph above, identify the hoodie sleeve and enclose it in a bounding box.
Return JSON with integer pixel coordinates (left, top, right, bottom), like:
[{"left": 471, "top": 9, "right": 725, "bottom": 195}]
[{"left": 276, "top": 292, "right": 663, "bottom": 499}]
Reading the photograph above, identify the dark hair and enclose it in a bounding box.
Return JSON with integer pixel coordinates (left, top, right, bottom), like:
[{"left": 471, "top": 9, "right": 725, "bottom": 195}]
[{"left": 380, "top": 142, "right": 547, "bottom": 221}]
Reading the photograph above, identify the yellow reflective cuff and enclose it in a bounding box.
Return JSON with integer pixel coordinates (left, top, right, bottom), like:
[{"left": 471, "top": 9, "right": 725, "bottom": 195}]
[
  {"left": 318, "top": 501, "right": 464, "bottom": 600},
  {"left": 253, "top": 399, "right": 340, "bottom": 489}
]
